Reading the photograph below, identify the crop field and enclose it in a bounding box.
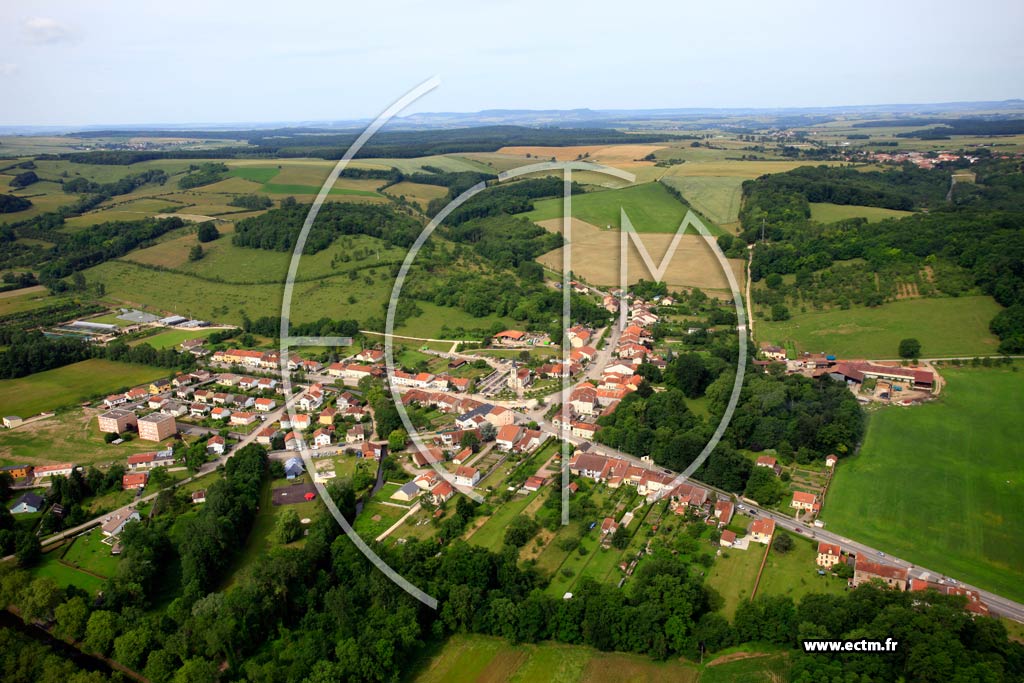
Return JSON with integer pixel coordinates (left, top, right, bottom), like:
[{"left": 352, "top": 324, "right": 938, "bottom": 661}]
[
  {"left": 0, "top": 408, "right": 164, "bottom": 469},
  {"left": 809, "top": 202, "right": 914, "bottom": 223},
  {"left": 660, "top": 175, "right": 745, "bottom": 225},
  {"left": 536, "top": 218, "right": 744, "bottom": 294},
  {"left": 383, "top": 181, "right": 449, "bottom": 208},
  {"left": 757, "top": 295, "right": 1003, "bottom": 358},
  {"left": 496, "top": 143, "right": 666, "bottom": 167},
  {"left": 0, "top": 359, "right": 169, "bottom": 417},
  {"left": 662, "top": 159, "right": 842, "bottom": 178},
  {"left": 826, "top": 368, "right": 1024, "bottom": 602},
  {"left": 410, "top": 634, "right": 701, "bottom": 683},
  {"left": 349, "top": 155, "right": 492, "bottom": 175},
  {"left": 0, "top": 180, "right": 80, "bottom": 224},
  {"left": 525, "top": 182, "right": 694, "bottom": 234}
]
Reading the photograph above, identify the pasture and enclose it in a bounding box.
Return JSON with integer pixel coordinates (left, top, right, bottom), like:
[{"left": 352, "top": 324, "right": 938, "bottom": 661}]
[
  {"left": 0, "top": 359, "right": 169, "bottom": 417},
  {"left": 525, "top": 182, "right": 696, "bottom": 234},
  {"left": 757, "top": 295, "right": 1003, "bottom": 358},
  {"left": 825, "top": 368, "right": 1024, "bottom": 602},
  {"left": 409, "top": 634, "right": 701, "bottom": 683},
  {"left": 536, "top": 218, "right": 745, "bottom": 294},
  {"left": 661, "top": 175, "right": 745, "bottom": 225},
  {"left": 809, "top": 202, "right": 914, "bottom": 223}
]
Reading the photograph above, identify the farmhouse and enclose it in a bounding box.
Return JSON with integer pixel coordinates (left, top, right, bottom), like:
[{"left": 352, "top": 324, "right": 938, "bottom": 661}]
[
  {"left": 431, "top": 481, "right": 455, "bottom": 505},
  {"left": 853, "top": 557, "right": 909, "bottom": 590},
  {"left": 909, "top": 579, "right": 989, "bottom": 615},
  {"left": 9, "top": 493, "right": 44, "bottom": 514},
  {"left": 830, "top": 361, "right": 935, "bottom": 391},
  {"left": 720, "top": 530, "right": 737, "bottom": 548},
  {"left": 816, "top": 542, "right": 843, "bottom": 569},
  {"left": 98, "top": 409, "right": 138, "bottom": 434},
  {"left": 33, "top": 463, "right": 74, "bottom": 480},
  {"left": 759, "top": 342, "right": 788, "bottom": 361},
  {"left": 493, "top": 329, "right": 527, "bottom": 346},
  {"left": 138, "top": 413, "right": 177, "bottom": 442}
]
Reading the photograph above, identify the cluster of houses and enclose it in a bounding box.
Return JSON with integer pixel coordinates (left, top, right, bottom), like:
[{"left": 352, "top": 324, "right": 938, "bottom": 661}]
[
  {"left": 211, "top": 348, "right": 325, "bottom": 374},
  {"left": 2, "top": 463, "right": 77, "bottom": 492},
  {"left": 863, "top": 149, "right": 979, "bottom": 169}
]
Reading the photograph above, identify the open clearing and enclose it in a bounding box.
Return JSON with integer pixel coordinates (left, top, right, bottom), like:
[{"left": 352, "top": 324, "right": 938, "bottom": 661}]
[
  {"left": 660, "top": 175, "right": 745, "bottom": 225},
  {"left": 809, "top": 202, "right": 914, "bottom": 223},
  {"left": 826, "top": 368, "right": 1024, "bottom": 603},
  {"left": 410, "top": 633, "right": 700, "bottom": 683},
  {"left": 0, "top": 359, "right": 168, "bottom": 417},
  {"left": 536, "top": 218, "right": 744, "bottom": 294},
  {"left": 757, "top": 295, "right": 1003, "bottom": 358},
  {"left": 0, "top": 407, "right": 167, "bottom": 468},
  {"left": 525, "top": 182, "right": 700, "bottom": 234}
]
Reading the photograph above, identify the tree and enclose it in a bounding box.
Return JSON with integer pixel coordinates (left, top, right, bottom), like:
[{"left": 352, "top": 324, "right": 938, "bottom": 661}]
[
  {"left": 14, "top": 531, "right": 41, "bottom": 567},
  {"left": 773, "top": 532, "right": 794, "bottom": 553},
  {"left": 273, "top": 507, "right": 303, "bottom": 545},
  {"left": 53, "top": 595, "right": 89, "bottom": 641},
  {"left": 387, "top": 428, "right": 408, "bottom": 452},
  {"left": 84, "top": 610, "right": 120, "bottom": 655},
  {"left": 460, "top": 430, "right": 480, "bottom": 452},
  {"left": 114, "top": 627, "right": 155, "bottom": 670},
  {"left": 611, "top": 524, "right": 630, "bottom": 549},
  {"left": 480, "top": 422, "right": 497, "bottom": 442},
  {"left": 503, "top": 515, "right": 538, "bottom": 548},
  {"left": 188, "top": 244, "right": 204, "bottom": 261},
  {"left": 173, "top": 659, "right": 219, "bottom": 683},
  {"left": 771, "top": 304, "right": 790, "bottom": 321},
  {"left": 18, "top": 577, "right": 63, "bottom": 623},
  {"left": 899, "top": 338, "right": 921, "bottom": 359}
]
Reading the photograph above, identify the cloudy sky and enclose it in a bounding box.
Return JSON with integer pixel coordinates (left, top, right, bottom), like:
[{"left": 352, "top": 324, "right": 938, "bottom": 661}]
[{"left": 1, "top": 0, "right": 1022, "bottom": 126}]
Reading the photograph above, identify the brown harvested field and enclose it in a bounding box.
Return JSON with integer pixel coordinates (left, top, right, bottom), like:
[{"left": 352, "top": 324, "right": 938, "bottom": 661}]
[
  {"left": 497, "top": 144, "right": 665, "bottom": 166},
  {"left": 581, "top": 653, "right": 699, "bottom": 683},
  {"left": 384, "top": 181, "right": 449, "bottom": 208},
  {"left": 536, "top": 218, "right": 745, "bottom": 294},
  {"left": 663, "top": 159, "right": 844, "bottom": 179}
]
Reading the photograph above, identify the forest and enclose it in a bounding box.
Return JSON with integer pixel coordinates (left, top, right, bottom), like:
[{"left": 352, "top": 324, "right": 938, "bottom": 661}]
[
  {"left": 742, "top": 161, "right": 1024, "bottom": 351},
  {"left": 232, "top": 199, "right": 422, "bottom": 253}
]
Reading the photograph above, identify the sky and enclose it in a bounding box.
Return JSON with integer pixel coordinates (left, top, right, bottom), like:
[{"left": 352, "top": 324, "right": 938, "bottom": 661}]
[{"left": 1, "top": 0, "right": 1022, "bottom": 127}]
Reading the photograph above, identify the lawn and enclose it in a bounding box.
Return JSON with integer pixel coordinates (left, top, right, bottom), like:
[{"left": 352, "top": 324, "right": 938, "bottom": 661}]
[
  {"left": 467, "top": 492, "right": 539, "bottom": 552},
  {"left": 409, "top": 633, "right": 700, "bottom": 683},
  {"left": 61, "top": 529, "right": 122, "bottom": 578},
  {"left": 755, "top": 533, "right": 848, "bottom": 603},
  {"left": 524, "top": 182, "right": 696, "bottom": 234},
  {"left": 34, "top": 551, "right": 107, "bottom": 595},
  {"left": 809, "top": 202, "right": 914, "bottom": 223},
  {"left": 353, "top": 500, "right": 409, "bottom": 540},
  {"left": 705, "top": 543, "right": 764, "bottom": 618},
  {"left": 0, "top": 359, "right": 169, "bottom": 417},
  {"left": 757, "top": 295, "right": 1003, "bottom": 358},
  {"left": 825, "top": 368, "right": 1024, "bottom": 602}
]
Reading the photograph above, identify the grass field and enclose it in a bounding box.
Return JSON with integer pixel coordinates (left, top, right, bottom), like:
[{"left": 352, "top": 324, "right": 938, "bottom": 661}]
[
  {"left": 0, "top": 286, "right": 64, "bottom": 317},
  {"left": 536, "top": 218, "right": 744, "bottom": 294},
  {"left": 409, "top": 634, "right": 700, "bottom": 683},
  {"left": 660, "top": 175, "right": 745, "bottom": 225},
  {"left": 755, "top": 533, "right": 848, "bottom": 603},
  {"left": 705, "top": 543, "right": 764, "bottom": 618},
  {"left": 0, "top": 359, "right": 169, "bottom": 417},
  {"left": 757, "top": 295, "right": 1003, "bottom": 358},
  {"left": 524, "top": 182, "right": 694, "bottom": 234},
  {"left": 825, "top": 368, "right": 1024, "bottom": 602},
  {"left": 62, "top": 529, "right": 122, "bottom": 578},
  {"left": 34, "top": 551, "right": 106, "bottom": 595},
  {"left": 131, "top": 327, "right": 226, "bottom": 349},
  {"left": 0, "top": 408, "right": 168, "bottom": 468},
  {"left": 809, "top": 202, "right": 914, "bottom": 223}
]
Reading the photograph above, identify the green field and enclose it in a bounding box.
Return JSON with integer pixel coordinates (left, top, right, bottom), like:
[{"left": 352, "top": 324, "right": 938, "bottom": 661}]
[
  {"left": 131, "top": 327, "right": 227, "bottom": 349},
  {"left": 660, "top": 175, "right": 745, "bottom": 225},
  {"left": 758, "top": 295, "right": 1003, "bottom": 358},
  {"left": 705, "top": 543, "right": 764, "bottom": 618},
  {"left": 62, "top": 529, "right": 122, "bottom": 578},
  {"left": 33, "top": 551, "right": 106, "bottom": 595},
  {"left": 524, "top": 182, "right": 697, "bottom": 234},
  {"left": 0, "top": 359, "right": 169, "bottom": 417},
  {"left": 825, "top": 368, "right": 1024, "bottom": 602},
  {"left": 755, "top": 533, "right": 848, "bottom": 603},
  {"left": 809, "top": 202, "right": 914, "bottom": 223},
  {"left": 409, "top": 634, "right": 701, "bottom": 683}
]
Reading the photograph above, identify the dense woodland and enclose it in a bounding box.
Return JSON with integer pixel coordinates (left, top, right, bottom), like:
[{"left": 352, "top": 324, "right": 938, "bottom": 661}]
[{"left": 742, "top": 161, "right": 1024, "bottom": 351}]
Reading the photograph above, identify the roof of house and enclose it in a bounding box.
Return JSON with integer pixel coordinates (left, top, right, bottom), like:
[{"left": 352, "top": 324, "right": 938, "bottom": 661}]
[
  {"left": 720, "top": 530, "right": 737, "bottom": 543},
  {"left": 792, "top": 491, "right": 817, "bottom": 504},
  {"left": 496, "top": 424, "right": 522, "bottom": 442},
  {"left": 749, "top": 518, "right": 775, "bottom": 536},
  {"left": 817, "top": 542, "right": 842, "bottom": 556},
  {"left": 431, "top": 481, "right": 454, "bottom": 498},
  {"left": 855, "top": 557, "right": 909, "bottom": 581},
  {"left": 11, "top": 492, "right": 44, "bottom": 509},
  {"left": 495, "top": 329, "right": 526, "bottom": 339},
  {"left": 454, "top": 465, "right": 478, "bottom": 479},
  {"left": 123, "top": 472, "right": 148, "bottom": 487},
  {"left": 756, "top": 455, "right": 778, "bottom": 466}
]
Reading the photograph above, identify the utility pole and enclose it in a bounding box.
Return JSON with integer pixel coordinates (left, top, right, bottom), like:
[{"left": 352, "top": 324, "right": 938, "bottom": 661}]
[{"left": 761, "top": 216, "right": 766, "bottom": 243}]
